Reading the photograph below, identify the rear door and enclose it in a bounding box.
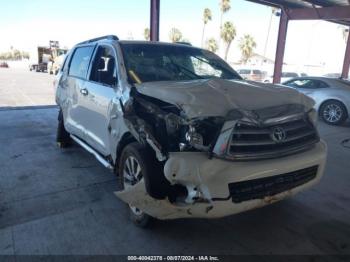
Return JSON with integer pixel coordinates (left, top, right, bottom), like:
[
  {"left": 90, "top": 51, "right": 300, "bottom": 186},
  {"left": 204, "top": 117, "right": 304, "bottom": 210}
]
[
  {"left": 63, "top": 45, "right": 95, "bottom": 140},
  {"left": 80, "top": 44, "right": 119, "bottom": 155}
]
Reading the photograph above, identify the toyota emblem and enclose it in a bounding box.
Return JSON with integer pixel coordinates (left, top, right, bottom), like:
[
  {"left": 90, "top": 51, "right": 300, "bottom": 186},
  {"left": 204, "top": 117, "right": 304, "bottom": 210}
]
[{"left": 271, "top": 127, "right": 286, "bottom": 143}]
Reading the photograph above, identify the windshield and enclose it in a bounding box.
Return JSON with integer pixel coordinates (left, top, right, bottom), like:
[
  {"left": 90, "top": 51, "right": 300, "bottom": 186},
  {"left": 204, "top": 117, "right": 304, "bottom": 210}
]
[{"left": 119, "top": 43, "right": 241, "bottom": 84}]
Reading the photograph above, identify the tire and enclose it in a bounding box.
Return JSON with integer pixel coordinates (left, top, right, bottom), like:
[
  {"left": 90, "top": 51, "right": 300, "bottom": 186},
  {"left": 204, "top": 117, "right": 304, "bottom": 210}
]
[
  {"left": 320, "top": 100, "right": 348, "bottom": 125},
  {"left": 56, "top": 109, "right": 71, "bottom": 148},
  {"left": 118, "top": 142, "right": 154, "bottom": 227}
]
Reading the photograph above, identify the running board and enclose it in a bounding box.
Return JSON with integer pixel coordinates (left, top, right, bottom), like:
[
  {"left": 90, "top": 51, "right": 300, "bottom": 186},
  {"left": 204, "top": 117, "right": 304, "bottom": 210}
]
[{"left": 70, "top": 135, "right": 113, "bottom": 170}]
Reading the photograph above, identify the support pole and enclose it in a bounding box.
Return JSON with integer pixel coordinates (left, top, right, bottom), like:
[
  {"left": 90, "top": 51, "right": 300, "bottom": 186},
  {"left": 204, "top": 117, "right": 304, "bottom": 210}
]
[
  {"left": 341, "top": 27, "right": 350, "bottom": 79},
  {"left": 273, "top": 10, "right": 289, "bottom": 84},
  {"left": 150, "top": 0, "right": 160, "bottom": 41}
]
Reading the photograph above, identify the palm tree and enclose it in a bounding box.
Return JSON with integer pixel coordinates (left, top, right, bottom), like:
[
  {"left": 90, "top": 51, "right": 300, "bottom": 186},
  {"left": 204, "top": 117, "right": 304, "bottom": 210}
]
[
  {"left": 144, "top": 28, "right": 150, "bottom": 41},
  {"left": 201, "top": 8, "right": 212, "bottom": 47},
  {"left": 169, "top": 28, "right": 183, "bottom": 43},
  {"left": 220, "top": 21, "right": 236, "bottom": 61},
  {"left": 220, "top": 0, "right": 231, "bottom": 30},
  {"left": 239, "top": 34, "right": 257, "bottom": 64},
  {"left": 206, "top": 38, "right": 218, "bottom": 53}
]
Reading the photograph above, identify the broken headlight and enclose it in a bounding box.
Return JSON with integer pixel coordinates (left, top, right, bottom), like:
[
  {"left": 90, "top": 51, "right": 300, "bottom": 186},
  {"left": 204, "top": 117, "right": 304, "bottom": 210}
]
[
  {"left": 185, "top": 126, "right": 204, "bottom": 147},
  {"left": 181, "top": 125, "right": 213, "bottom": 152}
]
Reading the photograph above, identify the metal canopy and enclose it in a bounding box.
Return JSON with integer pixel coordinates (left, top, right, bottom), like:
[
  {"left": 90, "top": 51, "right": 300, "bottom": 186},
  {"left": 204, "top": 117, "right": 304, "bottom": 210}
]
[
  {"left": 245, "top": 0, "right": 350, "bottom": 82},
  {"left": 247, "top": 0, "right": 350, "bottom": 25}
]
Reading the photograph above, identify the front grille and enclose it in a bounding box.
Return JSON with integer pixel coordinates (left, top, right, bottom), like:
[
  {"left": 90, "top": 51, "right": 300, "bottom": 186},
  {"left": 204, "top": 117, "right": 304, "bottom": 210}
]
[
  {"left": 228, "top": 118, "right": 319, "bottom": 160},
  {"left": 228, "top": 165, "right": 318, "bottom": 203}
]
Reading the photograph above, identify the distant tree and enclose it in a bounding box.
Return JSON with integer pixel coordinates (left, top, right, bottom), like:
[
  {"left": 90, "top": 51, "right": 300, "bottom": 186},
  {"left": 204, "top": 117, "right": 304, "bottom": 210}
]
[
  {"left": 5, "top": 52, "right": 12, "bottom": 60},
  {"left": 206, "top": 38, "right": 218, "bottom": 53},
  {"left": 239, "top": 34, "right": 257, "bottom": 64},
  {"left": 144, "top": 28, "right": 150, "bottom": 41},
  {"left": 0, "top": 49, "right": 30, "bottom": 60},
  {"left": 201, "top": 8, "right": 212, "bottom": 47},
  {"left": 221, "top": 21, "right": 236, "bottom": 61},
  {"left": 13, "top": 49, "right": 22, "bottom": 60},
  {"left": 21, "top": 51, "right": 30, "bottom": 59},
  {"left": 181, "top": 38, "right": 191, "bottom": 45},
  {"left": 219, "top": 0, "right": 231, "bottom": 30},
  {"left": 169, "top": 28, "right": 183, "bottom": 43}
]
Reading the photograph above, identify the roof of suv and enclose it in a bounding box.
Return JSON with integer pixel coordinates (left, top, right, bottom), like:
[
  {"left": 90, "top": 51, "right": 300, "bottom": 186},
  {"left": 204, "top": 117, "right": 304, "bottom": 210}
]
[
  {"left": 76, "top": 35, "right": 195, "bottom": 49},
  {"left": 119, "top": 40, "right": 195, "bottom": 48}
]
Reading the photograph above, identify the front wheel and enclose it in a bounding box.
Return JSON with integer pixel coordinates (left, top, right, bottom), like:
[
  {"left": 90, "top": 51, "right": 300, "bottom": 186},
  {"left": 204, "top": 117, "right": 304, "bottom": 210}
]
[
  {"left": 320, "top": 100, "right": 348, "bottom": 125},
  {"left": 118, "top": 142, "right": 154, "bottom": 227}
]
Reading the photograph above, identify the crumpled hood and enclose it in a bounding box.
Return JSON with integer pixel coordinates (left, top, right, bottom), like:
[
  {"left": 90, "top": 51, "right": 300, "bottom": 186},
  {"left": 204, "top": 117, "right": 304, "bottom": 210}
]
[{"left": 135, "top": 78, "right": 314, "bottom": 119}]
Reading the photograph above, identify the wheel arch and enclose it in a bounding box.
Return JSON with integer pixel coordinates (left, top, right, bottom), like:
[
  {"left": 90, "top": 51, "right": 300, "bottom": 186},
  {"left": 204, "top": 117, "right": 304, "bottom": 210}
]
[{"left": 115, "top": 132, "right": 137, "bottom": 171}]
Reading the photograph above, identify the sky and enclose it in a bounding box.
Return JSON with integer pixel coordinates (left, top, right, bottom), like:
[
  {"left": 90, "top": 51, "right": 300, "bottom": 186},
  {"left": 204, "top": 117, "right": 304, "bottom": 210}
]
[{"left": 0, "top": 0, "right": 348, "bottom": 73}]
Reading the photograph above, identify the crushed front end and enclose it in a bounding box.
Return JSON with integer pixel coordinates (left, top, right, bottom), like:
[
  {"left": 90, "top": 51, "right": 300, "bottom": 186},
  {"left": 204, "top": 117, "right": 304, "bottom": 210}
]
[{"left": 116, "top": 95, "right": 327, "bottom": 219}]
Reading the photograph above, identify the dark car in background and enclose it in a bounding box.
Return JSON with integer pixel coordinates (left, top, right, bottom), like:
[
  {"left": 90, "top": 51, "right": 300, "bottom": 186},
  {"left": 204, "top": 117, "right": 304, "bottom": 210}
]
[{"left": 0, "top": 61, "right": 9, "bottom": 68}]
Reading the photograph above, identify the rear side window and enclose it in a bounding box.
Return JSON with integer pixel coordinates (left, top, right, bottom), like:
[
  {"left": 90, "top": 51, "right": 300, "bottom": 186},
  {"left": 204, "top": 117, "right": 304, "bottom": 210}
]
[
  {"left": 69, "top": 46, "right": 94, "bottom": 79},
  {"left": 253, "top": 70, "right": 261, "bottom": 74}
]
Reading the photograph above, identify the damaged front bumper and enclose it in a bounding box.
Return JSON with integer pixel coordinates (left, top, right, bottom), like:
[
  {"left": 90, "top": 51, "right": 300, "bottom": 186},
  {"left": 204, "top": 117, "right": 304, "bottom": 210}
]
[{"left": 115, "top": 140, "right": 327, "bottom": 220}]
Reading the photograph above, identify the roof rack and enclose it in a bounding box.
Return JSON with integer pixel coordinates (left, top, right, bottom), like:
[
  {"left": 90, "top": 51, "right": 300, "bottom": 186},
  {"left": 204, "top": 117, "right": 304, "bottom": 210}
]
[{"left": 77, "top": 35, "right": 119, "bottom": 45}]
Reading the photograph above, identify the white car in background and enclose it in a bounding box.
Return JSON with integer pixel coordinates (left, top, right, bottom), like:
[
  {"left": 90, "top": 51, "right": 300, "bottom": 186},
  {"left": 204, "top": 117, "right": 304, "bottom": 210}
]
[
  {"left": 264, "top": 72, "right": 308, "bottom": 83},
  {"left": 283, "top": 77, "right": 350, "bottom": 125},
  {"left": 237, "top": 69, "right": 265, "bottom": 82}
]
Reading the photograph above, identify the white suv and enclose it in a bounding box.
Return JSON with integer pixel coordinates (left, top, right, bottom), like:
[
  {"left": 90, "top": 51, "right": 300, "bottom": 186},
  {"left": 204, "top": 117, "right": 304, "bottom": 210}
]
[{"left": 55, "top": 35, "right": 327, "bottom": 227}]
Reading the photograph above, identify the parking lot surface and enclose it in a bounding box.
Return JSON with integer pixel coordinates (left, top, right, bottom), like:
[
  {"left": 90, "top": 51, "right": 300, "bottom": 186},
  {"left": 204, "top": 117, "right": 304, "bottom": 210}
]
[
  {"left": 0, "top": 106, "right": 349, "bottom": 256},
  {"left": 0, "top": 68, "right": 55, "bottom": 107}
]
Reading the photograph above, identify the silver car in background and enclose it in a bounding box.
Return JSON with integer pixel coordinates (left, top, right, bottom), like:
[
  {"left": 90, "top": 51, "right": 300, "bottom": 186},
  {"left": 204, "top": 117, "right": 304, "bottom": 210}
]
[{"left": 283, "top": 77, "right": 350, "bottom": 125}]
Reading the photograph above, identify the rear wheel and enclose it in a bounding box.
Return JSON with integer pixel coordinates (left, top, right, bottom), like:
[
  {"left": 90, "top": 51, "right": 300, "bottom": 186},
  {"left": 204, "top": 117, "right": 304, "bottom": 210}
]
[
  {"left": 118, "top": 142, "right": 154, "bottom": 227},
  {"left": 56, "top": 109, "right": 71, "bottom": 148},
  {"left": 320, "top": 100, "right": 348, "bottom": 125}
]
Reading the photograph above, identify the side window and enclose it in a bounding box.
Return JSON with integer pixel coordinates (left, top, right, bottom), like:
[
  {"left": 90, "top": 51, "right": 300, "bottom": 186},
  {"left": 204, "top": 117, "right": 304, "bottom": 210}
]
[
  {"left": 287, "top": 79, "right": 328, "bottom": 89},
  {"left": 68, "top": 46, "right": 94, "bottom": 79},
  {"left": 89, "top": 46, "right": 117, "bottom": 86},
  {"left": 316, "top": 80, "right": 329, "bottom": 88},
  {"left": 285, "top": 79, "right": 310, "bottom": 88}
]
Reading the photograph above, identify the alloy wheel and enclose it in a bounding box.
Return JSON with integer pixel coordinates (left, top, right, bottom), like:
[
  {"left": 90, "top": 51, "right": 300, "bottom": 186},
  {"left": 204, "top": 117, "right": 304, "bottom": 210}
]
[
  {"left": 323, "top": 104, "right": 343, "bottom": 123},
  {"left": 123, "top": 156, "right": 143, "bottom": 216}
]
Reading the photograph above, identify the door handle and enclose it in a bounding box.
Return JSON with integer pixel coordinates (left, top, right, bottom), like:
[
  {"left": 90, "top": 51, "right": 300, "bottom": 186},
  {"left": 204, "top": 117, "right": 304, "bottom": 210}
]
[{"left": 80, "top": 88, "right": 89, "bottom": 96}]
